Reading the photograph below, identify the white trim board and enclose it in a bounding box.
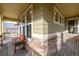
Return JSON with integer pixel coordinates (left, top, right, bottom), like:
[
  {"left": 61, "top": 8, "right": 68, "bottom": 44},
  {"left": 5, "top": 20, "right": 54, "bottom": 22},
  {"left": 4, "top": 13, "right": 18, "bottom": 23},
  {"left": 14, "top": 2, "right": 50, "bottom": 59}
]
[{"left": 32, "top": 32, "right": 65, "bottom": 42}]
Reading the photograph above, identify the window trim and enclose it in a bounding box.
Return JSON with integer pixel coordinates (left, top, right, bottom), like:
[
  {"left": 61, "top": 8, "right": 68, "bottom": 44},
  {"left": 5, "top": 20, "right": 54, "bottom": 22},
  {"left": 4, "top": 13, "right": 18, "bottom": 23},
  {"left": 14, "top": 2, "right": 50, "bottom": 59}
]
[
  {"left": 67, "top": 17, "right": 78, "bottom": 34},
  {"left": 26, "top": 23, "right": 32, "bottom": 38},
  {"left": 18, "top": 5, "right": 33, "bottom": 40},
  {"left": 54, "top": 7, "right": 65, "bottom": 26}
]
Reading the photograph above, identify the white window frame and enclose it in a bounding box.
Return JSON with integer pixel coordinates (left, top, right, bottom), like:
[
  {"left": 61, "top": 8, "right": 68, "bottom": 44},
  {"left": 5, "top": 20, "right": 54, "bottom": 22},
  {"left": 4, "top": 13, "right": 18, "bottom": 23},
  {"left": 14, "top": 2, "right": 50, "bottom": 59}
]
[
  {"left": 67, "top": 17, "right": 79, "bottom": 34},
  {"left": 54, "top": 7, "right": 65, "bottom": 26},
  {"left": 25, "top": 9, "right": 33, "bottom": 40},
  {"left": 26, "top": 23, "right": 32, "bottom": 39},
  {"left": 18, "top": 5, "right": 33, "bottom": 41}
]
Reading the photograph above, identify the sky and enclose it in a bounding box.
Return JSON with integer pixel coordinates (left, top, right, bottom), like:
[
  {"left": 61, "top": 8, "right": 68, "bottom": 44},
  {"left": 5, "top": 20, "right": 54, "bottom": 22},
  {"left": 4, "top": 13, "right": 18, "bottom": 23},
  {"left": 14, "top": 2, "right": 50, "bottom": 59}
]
[
  {"left": 4, "top": 22, "right": 18, "bottom": 33},
  {"left": 4, "top": 22, "right": 17, "bottom": 28}
]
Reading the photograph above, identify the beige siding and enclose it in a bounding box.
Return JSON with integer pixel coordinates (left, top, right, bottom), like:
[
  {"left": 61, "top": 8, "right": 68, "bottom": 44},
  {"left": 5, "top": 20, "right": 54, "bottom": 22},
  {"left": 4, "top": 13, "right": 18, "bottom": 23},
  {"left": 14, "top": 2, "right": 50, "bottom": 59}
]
[
  {"left": 33, "top": 4, "right": 43, "bottom": 34},
  {"left": 43, "top": 4, "right": 65, "bottom": 34},
  {"left": 32, "top": 3, "right": 65, "bottom": 35},
  {"left": 28, "top": 4, "right": 66, "bottom": 56},
  {"left": 42, "top": 4, "right": 65, "bottom": 55}
]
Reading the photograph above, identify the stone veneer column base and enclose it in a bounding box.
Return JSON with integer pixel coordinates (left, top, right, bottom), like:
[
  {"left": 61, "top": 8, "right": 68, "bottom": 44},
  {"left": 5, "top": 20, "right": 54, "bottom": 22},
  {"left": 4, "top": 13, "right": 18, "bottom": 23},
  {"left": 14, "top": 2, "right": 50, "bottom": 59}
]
[{"left": 27, "top": 33, "right": 59, "bottom": 56}]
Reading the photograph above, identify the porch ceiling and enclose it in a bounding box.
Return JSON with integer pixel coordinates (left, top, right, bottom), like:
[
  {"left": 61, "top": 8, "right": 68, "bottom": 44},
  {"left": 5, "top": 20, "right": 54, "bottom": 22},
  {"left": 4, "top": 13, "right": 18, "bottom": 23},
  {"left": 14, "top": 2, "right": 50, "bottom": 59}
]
[
  {"left": 0, "top": 3, "right": 29, "bottom": 19},
  {"left": 1, "top": 3, "right": 79, "bottom": 19},
  {"left": 55, "top": 3, "right": 79, "bottom": 18}
]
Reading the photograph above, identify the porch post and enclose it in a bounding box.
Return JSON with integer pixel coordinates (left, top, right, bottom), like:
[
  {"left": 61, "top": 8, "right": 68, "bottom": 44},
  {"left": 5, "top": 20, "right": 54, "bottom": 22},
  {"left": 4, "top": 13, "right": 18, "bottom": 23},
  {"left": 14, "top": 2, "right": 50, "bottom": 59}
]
[
  {"left": 0, "top": 16, "right": 2, "bottom": 35},
  {"left": 0, "top": 16, "right": 3, "bottom": 45},
  {"left": 78, "top": 18, "right": 79, "bottom": 34},
  {"left": 25, "top": 13, "right": 27, "bottom": 37}
]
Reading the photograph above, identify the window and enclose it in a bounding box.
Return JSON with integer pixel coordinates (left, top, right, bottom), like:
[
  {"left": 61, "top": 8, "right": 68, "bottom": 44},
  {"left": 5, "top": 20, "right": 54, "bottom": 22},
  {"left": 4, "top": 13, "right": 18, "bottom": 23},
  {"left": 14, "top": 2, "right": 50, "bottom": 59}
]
[
  {"left": 26, "top": 9, "right": 32, "bottom": 38},
  {"left": 68, "top": 19, "right": 78, "bottom": 34},
  {"left": 27, "top": 24, "right": 31, "bottom": 38},
  {"left": 54, "top": 7, "right": 64, "bottom": 26},
  {"left": 61, "top": 17, "right": 64, "bottom": 25},
  {"left": 21, "top": 15, "right": 25, "bottom": 35},
  {"left": 19, "top": 7, "right": 32, "bottom": 39},
  {"left": 20, "top": 27, "right": 21, "bottom": 34},
  {"left": 55, "top": 11, "right": 58, "bottom": 22},
  {"left": 59, "top": 16, "right": 62, "bottom": 23},
  {"left": 22, "top": 15, "right": 25, "bottom": 25},
  {"left": 22, "top": 26, "right": 25, "bottom": 35}
]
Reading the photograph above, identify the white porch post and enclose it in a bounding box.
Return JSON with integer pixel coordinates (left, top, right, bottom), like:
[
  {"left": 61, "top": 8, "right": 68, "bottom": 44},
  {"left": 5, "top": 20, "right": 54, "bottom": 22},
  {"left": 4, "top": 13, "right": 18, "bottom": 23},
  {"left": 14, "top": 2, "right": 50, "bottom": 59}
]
[
  {"left": 0, "top": 17, "right": 2, "bottom": 35},
  {"left": 78, "top": 18, "right": 79, "bottom": 34},
  {"left": 21, "top": 17, "right": 22, "bottom": 34},
  {"left": 25, "top": 13, "right": 27, "bottom": 37}
]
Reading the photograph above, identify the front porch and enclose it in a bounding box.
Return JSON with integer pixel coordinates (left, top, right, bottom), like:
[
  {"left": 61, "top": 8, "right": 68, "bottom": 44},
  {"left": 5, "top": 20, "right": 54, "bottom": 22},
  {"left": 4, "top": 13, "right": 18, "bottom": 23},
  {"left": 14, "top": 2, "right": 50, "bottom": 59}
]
[
  {"left": 0, "top": 33, "right": 79, "bottom": 56},
  {"left": 0, "top": 37, "right": 28, "bottom": 56},
  {"left": 0, "top": 3, "right": 79, "bottom": 56}
]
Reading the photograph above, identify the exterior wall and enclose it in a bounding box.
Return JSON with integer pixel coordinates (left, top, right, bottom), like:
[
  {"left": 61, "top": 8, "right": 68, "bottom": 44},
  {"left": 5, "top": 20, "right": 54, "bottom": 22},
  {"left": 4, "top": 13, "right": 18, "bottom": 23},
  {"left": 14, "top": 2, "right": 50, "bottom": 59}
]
[
  {"left": 29, "top": 4, "right": 66, "bottom": 56},
  {"left": 32, "top": 4, "right": 65, "bottom": 35},
  {"left": 43, "top": 4, "right": 65, "bottom": 55},
  {"left": 43, "top": 4, "right": 65, "bottom": 34},
  {"left": 32, "top": 4, "right": 43, "bottom": 34},
  {"left": 17, "top": 4, "right": 79, "bottom": 56},
  {"left": 29, "top": 4, "right": 45, "bottom": 56},
  {"left": 27, "top": 4, "right": 66, "bottom": 56},
  {"left": 16, "top": 4, "right": 66, "bottom": 56}
]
